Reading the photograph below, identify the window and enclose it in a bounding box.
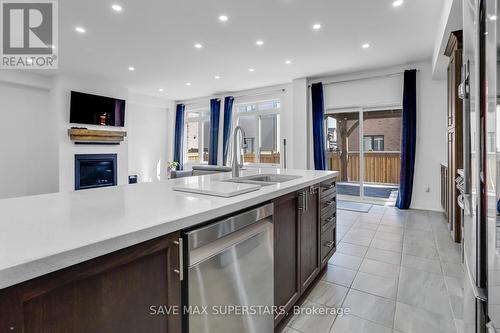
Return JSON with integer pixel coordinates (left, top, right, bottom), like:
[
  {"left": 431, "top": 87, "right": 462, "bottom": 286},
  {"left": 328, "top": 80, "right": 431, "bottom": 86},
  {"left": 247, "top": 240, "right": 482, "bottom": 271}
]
[
  {"left": 184, "top": 110, "right": 210, "bottom": 164},
  {"left": 232, "top": 100, "right": 281, "bottom": 166},
  {"left": 363, "top": 135, "right": 385, "bottom": 152}
]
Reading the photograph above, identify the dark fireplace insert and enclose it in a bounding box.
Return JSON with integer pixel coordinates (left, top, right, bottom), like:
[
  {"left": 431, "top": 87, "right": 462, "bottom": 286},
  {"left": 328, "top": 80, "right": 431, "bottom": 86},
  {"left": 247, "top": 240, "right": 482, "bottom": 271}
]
[{"left": 75, "top": 154, "right": 117, "bottom": 190}]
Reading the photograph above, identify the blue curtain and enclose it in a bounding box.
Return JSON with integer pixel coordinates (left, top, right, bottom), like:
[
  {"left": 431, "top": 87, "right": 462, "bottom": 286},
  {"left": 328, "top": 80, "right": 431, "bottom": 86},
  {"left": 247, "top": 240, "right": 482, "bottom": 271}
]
[
  {"left": 311, "top": 82, "right": 326, "bottom": 170},
  {"left": 222, "top": 96, "right": 234, "bottom": 165},
  {"left": 396, "top": 70, "right": 417, "bottom": 209},
  {"left": 173, "top": 104, "right": 185, "bottom": 170},
  {"left": 209, "top": 98, "right": 221, "bottom": 165}
]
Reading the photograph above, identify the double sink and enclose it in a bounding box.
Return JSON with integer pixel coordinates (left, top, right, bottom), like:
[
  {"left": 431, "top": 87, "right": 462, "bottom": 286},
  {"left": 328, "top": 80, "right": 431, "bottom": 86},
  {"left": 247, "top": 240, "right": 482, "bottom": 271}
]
[{"left": 224, "top": 174, "right": 301, "bottom": 187}]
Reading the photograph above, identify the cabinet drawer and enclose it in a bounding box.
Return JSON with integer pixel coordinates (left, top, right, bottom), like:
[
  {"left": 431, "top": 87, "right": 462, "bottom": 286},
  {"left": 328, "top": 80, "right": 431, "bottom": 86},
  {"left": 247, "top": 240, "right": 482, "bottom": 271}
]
[
  {"left": 321, "top": 196, "right": 336, "bottom": 217},
  {"left": 320, "top": 179, "right": 336, "bottom": 198},
  {"left": 321, "top": 225, "right": 336, "bottom": 265},
  {"left": 321, "top": 215, "right": 336, "bottom": 233}
]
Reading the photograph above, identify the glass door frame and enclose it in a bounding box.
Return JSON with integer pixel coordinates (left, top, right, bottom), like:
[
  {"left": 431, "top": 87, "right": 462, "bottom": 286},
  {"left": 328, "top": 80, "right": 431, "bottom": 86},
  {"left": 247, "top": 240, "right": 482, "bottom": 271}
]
[{"left": 325, "top": 104, "right": 402, "bottom": 205}]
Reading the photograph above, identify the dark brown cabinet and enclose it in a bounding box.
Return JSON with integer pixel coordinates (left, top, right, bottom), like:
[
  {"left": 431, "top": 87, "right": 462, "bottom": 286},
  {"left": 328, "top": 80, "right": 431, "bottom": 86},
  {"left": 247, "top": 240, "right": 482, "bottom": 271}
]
[
  {"left": 298, "top": 187, "right": 320, "bottom": 293},
  {"left": 273, "top": 177, "right": 337, "bottom": 329},
  {"left": 273, "top": 192, "right": 300, "bottom": 325},
  {"left": 319, "top": 178, "right": 337, "bottom": 267},
  {"left": 0, "top": 232, "right": 183, "bottom": 333},
  {"left": 444, "top": 30, "right": 463, "bottom": 243}
]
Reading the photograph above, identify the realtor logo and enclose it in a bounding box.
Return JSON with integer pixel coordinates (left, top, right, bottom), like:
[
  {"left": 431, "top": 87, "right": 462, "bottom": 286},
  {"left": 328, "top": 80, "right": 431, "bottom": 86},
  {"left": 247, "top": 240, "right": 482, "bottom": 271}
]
[{"left": 1, "top": 0, "right": 58, "bottom": 69}]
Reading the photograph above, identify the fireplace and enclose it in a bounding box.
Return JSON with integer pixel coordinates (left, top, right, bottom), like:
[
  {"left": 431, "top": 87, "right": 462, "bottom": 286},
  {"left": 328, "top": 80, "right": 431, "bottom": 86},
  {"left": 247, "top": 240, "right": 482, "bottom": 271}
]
[{"left": 75, "top": 154, "right": 117, "bottom": 190}]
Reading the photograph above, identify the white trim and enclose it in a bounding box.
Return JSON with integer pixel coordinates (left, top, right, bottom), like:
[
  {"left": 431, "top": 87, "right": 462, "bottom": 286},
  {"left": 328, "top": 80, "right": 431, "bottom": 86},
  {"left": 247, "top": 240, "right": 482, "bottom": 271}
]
[{"left": 359, "top": 108, "right": 364, "bottom": 200}]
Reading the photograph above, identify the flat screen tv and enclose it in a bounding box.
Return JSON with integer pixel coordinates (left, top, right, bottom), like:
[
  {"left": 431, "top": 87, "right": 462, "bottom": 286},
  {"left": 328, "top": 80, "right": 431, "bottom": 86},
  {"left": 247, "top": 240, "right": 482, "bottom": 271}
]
[{"left": 70, "top": 91, "right": 126, "bottom": 127}]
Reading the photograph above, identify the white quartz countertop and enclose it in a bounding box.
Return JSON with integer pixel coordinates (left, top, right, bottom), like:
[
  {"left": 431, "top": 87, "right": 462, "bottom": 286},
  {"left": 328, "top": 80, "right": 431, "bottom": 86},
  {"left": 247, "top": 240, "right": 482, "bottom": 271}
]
[{"left": 0, "top": 168, "right": 337, "bottom": 289}]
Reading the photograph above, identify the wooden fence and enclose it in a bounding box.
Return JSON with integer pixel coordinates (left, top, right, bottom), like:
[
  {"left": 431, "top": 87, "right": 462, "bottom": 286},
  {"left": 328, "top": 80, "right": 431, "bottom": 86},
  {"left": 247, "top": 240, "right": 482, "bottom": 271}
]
[
  {"left": 329, "top": 151, "right": 401, "bottom": 185},
  {"left": 244, "top": 152, "right": 280, "bottom": 164},
  {"left": 186, "top": 152, "right": 280, "bottom": 164}
]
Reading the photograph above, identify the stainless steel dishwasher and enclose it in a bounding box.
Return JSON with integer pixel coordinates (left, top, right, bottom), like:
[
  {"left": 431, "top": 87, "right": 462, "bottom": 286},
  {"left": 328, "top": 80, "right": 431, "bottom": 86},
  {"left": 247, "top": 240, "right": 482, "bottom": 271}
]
[{"left": 183, "top": 203, "right": 274, "bottom": 333}]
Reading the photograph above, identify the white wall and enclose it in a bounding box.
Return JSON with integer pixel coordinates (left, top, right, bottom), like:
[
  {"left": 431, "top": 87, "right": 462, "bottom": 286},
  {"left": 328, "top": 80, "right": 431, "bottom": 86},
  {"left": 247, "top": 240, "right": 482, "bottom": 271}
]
[
  {"left": 291, "top": 78, "right": 308, "bottom": 169},
  {"left": 413, "top": 63, "right": 447, "bottom": 211},
  {"left": 127, "top": 93, "right": 173, "bottom": 183},
  {"left": 0, "top": 72, "right": 174, "bottom": 198},
  {"left": 309, "top": 61, "right": 447, "bottom": 211},
  {"left": 0, "top": 76, "right": 59, "bottom": 199},
  {"left": 52, "top": 76, "right": 130, "bottom": 192}
]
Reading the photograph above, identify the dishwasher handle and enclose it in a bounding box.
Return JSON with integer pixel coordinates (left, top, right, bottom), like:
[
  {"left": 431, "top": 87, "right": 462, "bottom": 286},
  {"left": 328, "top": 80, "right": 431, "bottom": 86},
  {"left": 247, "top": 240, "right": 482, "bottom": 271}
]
[
  {"left": 186, "top": 203, "right": 273, "bottom": 252},
  {"left": 188, "top": 218, "right": 273, "bottom": 267}
]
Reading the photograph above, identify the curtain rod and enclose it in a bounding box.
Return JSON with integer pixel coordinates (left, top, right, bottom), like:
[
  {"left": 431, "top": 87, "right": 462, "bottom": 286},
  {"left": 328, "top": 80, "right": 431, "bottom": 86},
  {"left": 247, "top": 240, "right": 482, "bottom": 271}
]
[
  {"left": 180, "top": 88, "right": 286, "bottom": 106},
  {"left": 308, "top": 69, "right": 419, "bottom": 87}
]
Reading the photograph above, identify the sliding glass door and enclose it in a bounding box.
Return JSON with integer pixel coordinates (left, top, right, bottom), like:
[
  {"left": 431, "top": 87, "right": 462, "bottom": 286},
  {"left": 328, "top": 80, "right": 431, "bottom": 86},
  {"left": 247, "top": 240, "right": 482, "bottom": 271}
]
[
  {"left": 362, "top": 110, "right": 402, "bottom": 202},
  {"left": 325, "top": 110, "right": 361, "bottom": 198},
  {"left": 325, "top": 108, "right": 402, "bottom": 204}
]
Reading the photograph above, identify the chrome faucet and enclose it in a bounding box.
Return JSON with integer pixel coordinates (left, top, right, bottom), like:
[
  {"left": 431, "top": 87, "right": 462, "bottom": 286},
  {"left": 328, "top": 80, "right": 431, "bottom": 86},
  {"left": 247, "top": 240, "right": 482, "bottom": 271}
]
[{"left": 232, "top": 126, "right": 247, "bottom": 178}]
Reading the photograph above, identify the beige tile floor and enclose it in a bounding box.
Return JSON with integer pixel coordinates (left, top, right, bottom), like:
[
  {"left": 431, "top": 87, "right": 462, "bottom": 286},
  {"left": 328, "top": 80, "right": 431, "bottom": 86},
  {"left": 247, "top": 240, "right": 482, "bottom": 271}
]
[{"left": 284, "top": 206, "right": 464, "bottom": 333}]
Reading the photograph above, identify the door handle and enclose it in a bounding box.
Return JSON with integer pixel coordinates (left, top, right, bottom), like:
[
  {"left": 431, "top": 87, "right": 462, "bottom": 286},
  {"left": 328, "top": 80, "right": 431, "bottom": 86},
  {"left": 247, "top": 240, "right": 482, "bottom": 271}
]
[
  {"left": 298, "top": 192, "right": 304, "bottom": 211},
  {"left": 173, "top": 238, "right": 184, "bottom": 281},
  {"left": 304, "top": 190, "right": 308, "bottom": 212}
]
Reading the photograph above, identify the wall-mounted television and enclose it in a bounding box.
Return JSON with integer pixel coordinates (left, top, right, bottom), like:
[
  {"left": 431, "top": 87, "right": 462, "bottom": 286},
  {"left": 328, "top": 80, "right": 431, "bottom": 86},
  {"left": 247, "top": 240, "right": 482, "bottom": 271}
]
[{"left": 70, "top": 91, "right": 126, "bottom": 127}]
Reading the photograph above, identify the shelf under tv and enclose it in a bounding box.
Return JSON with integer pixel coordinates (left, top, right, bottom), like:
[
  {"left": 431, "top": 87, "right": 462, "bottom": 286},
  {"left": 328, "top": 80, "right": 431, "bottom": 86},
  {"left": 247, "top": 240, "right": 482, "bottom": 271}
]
[{"left": 68, "top": 128, "right": 127, "bottom": 145}]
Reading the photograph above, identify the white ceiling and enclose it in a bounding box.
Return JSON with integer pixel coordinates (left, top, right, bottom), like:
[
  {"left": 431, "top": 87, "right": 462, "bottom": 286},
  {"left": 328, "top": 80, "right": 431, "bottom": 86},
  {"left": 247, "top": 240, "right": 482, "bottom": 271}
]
[{"left": 56, "top": 0, "right": 445, "bottom": 100}]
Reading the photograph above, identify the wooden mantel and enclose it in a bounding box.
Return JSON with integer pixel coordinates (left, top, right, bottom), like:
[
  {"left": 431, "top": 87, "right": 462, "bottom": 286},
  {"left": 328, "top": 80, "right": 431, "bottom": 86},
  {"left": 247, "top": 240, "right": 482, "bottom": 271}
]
[{"left": 68, "top": 128, "right": 127, "bottom": 144}]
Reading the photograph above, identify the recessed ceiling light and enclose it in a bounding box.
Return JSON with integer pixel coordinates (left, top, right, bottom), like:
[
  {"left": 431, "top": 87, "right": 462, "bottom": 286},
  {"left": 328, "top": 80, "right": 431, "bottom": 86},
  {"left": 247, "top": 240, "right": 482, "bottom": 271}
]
[
  {"left": 392, "top": 0, "right": 403, "bottom": 7},
  {"left": 186, "top": 82, "right": 191, "bottom": 86},
  {"left": 158, "top": 88, "right": 164, "bottom": 92},
  {"left": 194, "top": 43, "right": 203, "bottom": 49},
  {"left": 128, "top": 66, "right": 135, "bottom": 71},
  {"left": 214, "top": 75, "right": 221, "bottom": 79},
  {"left": 312, "top": 23, "right": 322, "bottom": 30},
  {"left": 75, "top": 26, "right": 86, "bottom": 34},
  {"left": 219, "top": 15, "right": 228, "bottom": 22},
  {"left": 111, "top": 4, "right": 123, "bottom": 12},
  {"left": 362, "top": 43, "right": 371, "bottom": 49},
  {"left": 256, "top": 40, "right": 264, "bottom": 46},
  {"left": 248, "top": 68, "right": 255, "bottom": 72},
  {"left": 285, "top": 60, "right": 292, "bottom": 64}
]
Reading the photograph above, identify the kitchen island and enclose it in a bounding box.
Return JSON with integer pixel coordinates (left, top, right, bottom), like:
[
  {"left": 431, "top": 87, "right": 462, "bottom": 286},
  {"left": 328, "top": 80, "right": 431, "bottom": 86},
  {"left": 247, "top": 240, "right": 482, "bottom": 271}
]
[{"left": 0, "top": 168, "right": 338, "bottom": 332}]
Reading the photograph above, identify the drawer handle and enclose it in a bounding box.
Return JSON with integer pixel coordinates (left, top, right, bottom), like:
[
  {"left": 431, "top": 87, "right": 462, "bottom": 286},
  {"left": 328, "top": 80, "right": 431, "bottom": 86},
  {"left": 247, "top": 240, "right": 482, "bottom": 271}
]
[
  {"left": 325, "top": 216, "right": 335, "bottom": 223},
  {"left": 324, "top": 241, "right": 335, "bottom": 248},
  {"left": 324, "top": 200, "right": 335, "bottom": 206},
  {"left": 323, "top": 184, "right": 335, "bottom": 190}
]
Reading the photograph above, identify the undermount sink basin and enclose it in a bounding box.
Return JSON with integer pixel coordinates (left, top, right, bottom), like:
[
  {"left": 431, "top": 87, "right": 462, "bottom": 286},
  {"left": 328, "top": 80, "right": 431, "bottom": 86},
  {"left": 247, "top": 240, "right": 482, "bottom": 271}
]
[{"left": 224, "top": 174, "right": 301, "bottom": 186}]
